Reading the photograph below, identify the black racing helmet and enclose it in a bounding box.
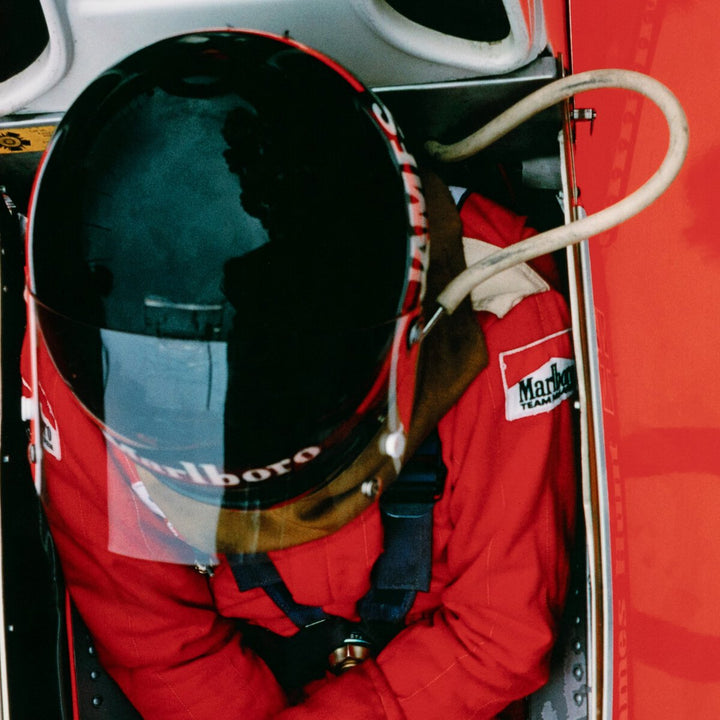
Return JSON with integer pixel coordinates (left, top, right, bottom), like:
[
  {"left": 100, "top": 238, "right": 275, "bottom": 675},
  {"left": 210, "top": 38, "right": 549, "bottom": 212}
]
[{"left": 27, "top": 30, "right": 428, "bottom": 509}]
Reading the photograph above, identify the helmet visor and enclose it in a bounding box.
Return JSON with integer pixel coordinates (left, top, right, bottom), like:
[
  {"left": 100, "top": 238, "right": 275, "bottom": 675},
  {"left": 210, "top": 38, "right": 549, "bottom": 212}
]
[
  {"left": 34, "top": 299, "right": 419, "bottom": 563},
  {"left": 35, "top": 300, "right": 412, "bottom": 510}
]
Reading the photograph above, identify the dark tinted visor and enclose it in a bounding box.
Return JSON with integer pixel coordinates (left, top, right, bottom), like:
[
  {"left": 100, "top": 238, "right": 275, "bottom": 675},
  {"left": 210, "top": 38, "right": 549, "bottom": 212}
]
[{"left": 35, "top": 301, "right": 415, "bottom": 508}]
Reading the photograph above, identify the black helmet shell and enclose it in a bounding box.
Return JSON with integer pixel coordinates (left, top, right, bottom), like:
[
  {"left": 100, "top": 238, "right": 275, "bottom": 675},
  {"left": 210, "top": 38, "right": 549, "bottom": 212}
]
[{"left": 28, "top": 30, "right": 427, "bottom": 508}]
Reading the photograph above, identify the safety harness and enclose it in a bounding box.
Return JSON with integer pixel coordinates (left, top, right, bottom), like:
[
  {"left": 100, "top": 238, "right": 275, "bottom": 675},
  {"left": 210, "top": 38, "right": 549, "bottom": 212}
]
[{"left": 227, "top": 432, "right": 446, "bottom": 692}]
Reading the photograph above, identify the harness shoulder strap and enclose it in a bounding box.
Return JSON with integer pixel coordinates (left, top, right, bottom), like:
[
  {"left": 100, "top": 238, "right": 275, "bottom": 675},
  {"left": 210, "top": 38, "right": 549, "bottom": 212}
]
[
  {"left": 226, "top": 431, "right": 446, "bottom": 689},
  {"left": 229, "top": 553, "right": 326, "bottom": 628},
  {"left": 228, "top": 430, "right": 446, "bottom": 624},
  {"left": 375, "top": 429, "right": 446, "bottom": 591}
]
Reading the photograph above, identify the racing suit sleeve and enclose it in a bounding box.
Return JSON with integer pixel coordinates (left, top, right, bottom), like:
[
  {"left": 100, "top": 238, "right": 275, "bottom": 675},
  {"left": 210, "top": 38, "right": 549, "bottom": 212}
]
[
  {"left": 50, "top": 527, "right": 289, "bottom": 719},
  {"left": 22, "top": 342, "right": 289, "bottom": 719},
  {"left": 272, "top": 197, "right": 577, "bottom": 719}
]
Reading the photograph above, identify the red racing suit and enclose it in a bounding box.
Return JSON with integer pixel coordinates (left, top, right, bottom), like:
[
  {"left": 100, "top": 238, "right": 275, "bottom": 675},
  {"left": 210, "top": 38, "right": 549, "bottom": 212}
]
[{"left": 22, "top": 193, "right": 577, "bottom": 720}]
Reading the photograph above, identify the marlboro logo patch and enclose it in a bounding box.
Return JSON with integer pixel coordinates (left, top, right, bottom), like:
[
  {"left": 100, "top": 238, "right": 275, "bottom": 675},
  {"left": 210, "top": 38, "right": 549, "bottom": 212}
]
[{"left": 500, "top": 330, "right": 576, "bottom": 421}]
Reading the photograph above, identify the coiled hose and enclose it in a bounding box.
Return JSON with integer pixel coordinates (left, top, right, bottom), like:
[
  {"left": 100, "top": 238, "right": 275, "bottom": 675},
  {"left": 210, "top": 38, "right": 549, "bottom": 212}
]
[{"left": 422, "top": 68, "right": 689, "bottom": 334}]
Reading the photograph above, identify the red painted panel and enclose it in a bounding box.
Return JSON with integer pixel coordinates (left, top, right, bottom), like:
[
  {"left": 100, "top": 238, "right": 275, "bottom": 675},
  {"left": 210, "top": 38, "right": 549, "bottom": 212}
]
[
  {"left": 571, "top": 1, "right": 720, "bottom": 717},
  {"left": 542, "top": 0, "right": 569, "bottom": 63}
]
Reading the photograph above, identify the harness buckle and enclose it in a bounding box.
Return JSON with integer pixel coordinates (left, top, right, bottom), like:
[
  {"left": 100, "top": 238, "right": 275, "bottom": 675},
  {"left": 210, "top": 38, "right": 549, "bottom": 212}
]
[{"left": 328, "top": 632, "right": 373, "bottom": 674}]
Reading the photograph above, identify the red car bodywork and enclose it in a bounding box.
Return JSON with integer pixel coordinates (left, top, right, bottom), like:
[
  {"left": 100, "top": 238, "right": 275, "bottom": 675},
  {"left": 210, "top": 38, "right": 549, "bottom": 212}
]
[{"left": 571, "top": 2, "right": 720, "bottom": 718}]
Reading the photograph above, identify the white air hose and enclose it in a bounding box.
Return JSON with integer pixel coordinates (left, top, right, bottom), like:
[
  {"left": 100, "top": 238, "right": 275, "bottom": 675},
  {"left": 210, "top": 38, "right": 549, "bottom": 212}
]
[{"left": 422, "top": 68, "right": 689, "bottom": 333}]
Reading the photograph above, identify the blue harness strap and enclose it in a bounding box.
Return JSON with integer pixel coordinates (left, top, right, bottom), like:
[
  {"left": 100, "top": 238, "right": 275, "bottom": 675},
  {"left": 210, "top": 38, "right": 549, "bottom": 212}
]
[
  {"left": 226, "top": 431, "right": 446, "bottom": 689},
  {"left": 229, "top": 553, "right": 327, "bottom": 628},
  {"left": 358, "top": 430, "right": 445, "bottom": 623},
  {"left": 228, "top": 431, "right": 445, "bottom": 627}
]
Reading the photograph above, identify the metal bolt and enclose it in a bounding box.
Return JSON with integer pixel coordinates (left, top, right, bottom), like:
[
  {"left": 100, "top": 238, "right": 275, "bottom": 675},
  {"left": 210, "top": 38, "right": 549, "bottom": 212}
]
[
  {"left": 91, "top": 696, "right": 104, "bottom": 708},
  {"left": 361, "top": 479, "right": 380, "bottom": 499},
  {"left": 573, "top": 692, "right": 585, "bottom": 707},
  {"left": 90, "top": 670, "right": 101, "bottom": 680},
  {"left": 572, "top": 108, "right": 597, "bottom": 122},
  {"left": 573, "top": 664, "right": 584, "bottom": 681},
  {"left": 193, "top": 562, "right": 215, "bottom": 577},
  {"left": 407, "top": 319, "right": 423, "bottom": 347}
]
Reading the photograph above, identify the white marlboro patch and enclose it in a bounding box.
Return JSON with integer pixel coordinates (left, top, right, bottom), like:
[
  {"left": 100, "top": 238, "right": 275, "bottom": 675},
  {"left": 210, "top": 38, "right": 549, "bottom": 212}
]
[{"left": 500, "top": 330, "right": 576, "bottom": 421}]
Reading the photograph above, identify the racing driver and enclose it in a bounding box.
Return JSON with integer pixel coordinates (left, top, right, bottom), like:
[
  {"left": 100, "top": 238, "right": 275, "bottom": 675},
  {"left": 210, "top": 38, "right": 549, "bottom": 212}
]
[{"left": 22, "top": 30, "right": 576, "bottom": 720}]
